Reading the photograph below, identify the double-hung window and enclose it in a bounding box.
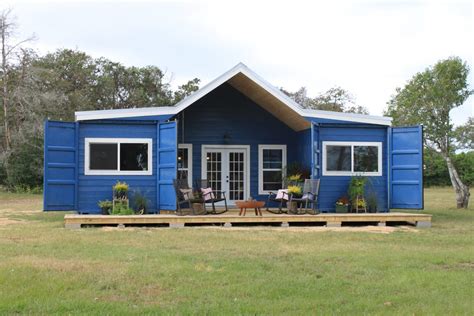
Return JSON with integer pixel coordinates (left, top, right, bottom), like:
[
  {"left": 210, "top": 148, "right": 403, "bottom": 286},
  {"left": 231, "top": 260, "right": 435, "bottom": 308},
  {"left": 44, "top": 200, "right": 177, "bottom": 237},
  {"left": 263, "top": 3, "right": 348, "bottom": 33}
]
[
  {"left": 322, "top": 141, "right": 382, "bottom": 176},
  {"left": 258, "top": 145, "right": 287, "bottom": 194},
  {"left": 85, "top": 138, "right": 152, "bottom": 175},
  {"left": 178, "top": 144, "right": 193, "bottom": 187}
]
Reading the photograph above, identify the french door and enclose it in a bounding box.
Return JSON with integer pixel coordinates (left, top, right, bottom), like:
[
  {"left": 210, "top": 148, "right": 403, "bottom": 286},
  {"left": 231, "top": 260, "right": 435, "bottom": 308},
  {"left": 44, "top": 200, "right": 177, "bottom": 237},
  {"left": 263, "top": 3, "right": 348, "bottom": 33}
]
[{"left": 202, "top": 146, "right": 249, "bottom": 204}]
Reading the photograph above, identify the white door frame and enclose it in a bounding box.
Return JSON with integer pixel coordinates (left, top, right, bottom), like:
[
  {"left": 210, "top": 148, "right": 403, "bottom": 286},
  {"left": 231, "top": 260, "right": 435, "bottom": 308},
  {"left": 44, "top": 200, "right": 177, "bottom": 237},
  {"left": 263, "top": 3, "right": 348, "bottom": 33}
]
[{"left": 201, "top": 145, "right": 251, "bottom": 203}]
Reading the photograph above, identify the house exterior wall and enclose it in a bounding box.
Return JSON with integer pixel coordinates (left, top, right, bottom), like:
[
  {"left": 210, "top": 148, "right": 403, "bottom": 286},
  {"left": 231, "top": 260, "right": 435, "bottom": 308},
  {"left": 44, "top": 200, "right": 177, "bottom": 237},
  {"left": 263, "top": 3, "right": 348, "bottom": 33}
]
[
  {"left": 70, "top": 85, "right": 389, "bottom": 213},
  {"left": 178, "top": 83, "right": 301, "bottom": 201},
  {"left": 315, "top": 124, "right": 389, "bottom": 212},
  {"left": 77, "top": 121, "right": 159, "bottom": 213}
]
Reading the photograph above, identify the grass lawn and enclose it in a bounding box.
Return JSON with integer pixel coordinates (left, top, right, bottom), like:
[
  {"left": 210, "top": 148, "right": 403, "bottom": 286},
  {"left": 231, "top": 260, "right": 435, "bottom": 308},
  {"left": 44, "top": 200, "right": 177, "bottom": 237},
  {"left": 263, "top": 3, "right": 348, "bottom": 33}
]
[{"left": 0, "top": 187, "right": 473, "bottom": 314}]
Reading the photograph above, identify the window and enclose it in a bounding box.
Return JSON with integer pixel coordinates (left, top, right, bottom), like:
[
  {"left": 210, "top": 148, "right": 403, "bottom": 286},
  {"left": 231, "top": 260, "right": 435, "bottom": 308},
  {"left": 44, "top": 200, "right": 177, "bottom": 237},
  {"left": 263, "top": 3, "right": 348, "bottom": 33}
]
[
  {"left": 178, "top": 144, "right": 193, "bottom": 187},
  {"left": 258, "top": 145, "right": 287, "bottom": 194},
  {"left": 323, "top": 141, "right": 382, "bottom": 176},
  {"left": 85, "top": 138, "right": 152, "bottom": 175}
]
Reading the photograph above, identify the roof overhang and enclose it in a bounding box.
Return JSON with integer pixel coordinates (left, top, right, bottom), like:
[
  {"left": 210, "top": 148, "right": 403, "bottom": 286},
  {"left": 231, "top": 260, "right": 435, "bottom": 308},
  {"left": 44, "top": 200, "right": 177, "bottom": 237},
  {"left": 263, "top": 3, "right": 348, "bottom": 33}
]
[{"left": 75, "top": 63, "right": 392, "bottom": 128}]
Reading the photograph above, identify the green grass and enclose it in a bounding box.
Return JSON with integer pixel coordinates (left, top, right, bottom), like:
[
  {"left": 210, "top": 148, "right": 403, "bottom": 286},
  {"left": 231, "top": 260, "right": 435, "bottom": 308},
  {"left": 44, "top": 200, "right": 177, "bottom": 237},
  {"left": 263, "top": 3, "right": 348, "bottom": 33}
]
[{"left": 0, "top": 188, "right": 472, "bottom": 315}]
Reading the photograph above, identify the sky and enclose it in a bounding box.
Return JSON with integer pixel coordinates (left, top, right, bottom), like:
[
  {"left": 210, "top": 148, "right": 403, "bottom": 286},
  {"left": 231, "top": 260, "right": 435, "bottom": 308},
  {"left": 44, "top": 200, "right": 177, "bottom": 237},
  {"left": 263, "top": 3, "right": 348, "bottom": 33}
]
[{"left": 3, "top": 0, "right": 473, "bottom": 125}]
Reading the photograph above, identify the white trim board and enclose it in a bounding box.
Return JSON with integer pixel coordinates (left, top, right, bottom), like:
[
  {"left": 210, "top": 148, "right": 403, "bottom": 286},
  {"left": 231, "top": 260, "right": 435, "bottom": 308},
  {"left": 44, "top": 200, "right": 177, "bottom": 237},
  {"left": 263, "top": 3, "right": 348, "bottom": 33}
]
[
  {"left": 258, "top": 144, "right": 287, "bottom": 195},
  {"left": 84, "top": 137, "right": 153, "bottom": 176},
  {"left": 178, "top": 143, "right": 193, "bottom": 188},
  {"left": 322, "top": 141, "right": 382, "bottom": 177},
  {"left": 75, "top": 63, "right": 392, "bottom": 126}
]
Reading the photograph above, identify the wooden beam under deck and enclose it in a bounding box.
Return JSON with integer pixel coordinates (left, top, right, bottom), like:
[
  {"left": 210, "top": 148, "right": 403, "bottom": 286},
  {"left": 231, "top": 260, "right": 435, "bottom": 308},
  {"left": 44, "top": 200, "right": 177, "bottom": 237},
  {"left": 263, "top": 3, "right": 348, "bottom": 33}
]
[{"left": 64, "top": 212, "right": 432, "bottom": 229}]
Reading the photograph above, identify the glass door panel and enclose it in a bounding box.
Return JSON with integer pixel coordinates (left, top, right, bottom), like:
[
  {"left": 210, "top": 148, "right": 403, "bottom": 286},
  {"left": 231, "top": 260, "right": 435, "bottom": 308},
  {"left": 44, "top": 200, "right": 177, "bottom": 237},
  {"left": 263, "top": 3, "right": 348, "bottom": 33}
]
[
  {"left": 206, "top": 151, "right": 222, "bottom": 192},
  {"left": 228, "top": 151, "right": 245, "bottom": 201},
  {"left": 203, "top": 147, "right": 248, "bottom": 204}
]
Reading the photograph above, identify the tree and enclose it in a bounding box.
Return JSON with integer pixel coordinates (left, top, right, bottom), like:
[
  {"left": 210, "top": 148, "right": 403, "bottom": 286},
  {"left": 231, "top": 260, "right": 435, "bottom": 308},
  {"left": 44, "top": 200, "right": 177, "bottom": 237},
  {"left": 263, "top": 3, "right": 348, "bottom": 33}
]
[
  {"left": 173, "top": 78, "right": 200, "bottom": 103},
  {"left": 454, "top": 117, "right": 473, "bottom": 151},
  {"left": 281, "top": 86, "right": 369, "bottom": 114},
  {"left": 385, "top": 57, "right": 473, "bottom": 208},
  {"left": 0, "top": 9, "right": 35, "bottom": 150}
]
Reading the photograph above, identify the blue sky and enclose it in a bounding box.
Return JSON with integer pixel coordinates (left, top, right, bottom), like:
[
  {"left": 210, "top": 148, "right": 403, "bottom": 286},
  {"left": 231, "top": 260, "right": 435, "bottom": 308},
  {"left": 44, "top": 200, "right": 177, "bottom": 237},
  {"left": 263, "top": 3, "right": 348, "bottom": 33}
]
[{"left": 4, "top": 0, "right": 473, "bottom": 125}]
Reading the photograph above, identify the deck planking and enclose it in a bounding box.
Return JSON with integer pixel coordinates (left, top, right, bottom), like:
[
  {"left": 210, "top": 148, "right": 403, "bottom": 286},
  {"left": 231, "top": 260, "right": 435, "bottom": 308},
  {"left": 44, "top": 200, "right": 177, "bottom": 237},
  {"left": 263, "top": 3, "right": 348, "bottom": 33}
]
[{"left": 64, "top": 211, "right": 432, "bottom": 229}]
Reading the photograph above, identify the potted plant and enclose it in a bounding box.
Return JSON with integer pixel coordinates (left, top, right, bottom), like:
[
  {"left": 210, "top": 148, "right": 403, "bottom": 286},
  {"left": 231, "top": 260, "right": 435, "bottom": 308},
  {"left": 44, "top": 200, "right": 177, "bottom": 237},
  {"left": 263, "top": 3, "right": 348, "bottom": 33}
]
[
  {"left": 366, "top": 191, "right": 378, "bottom": 213},
  {"left": 365, "top": 178, "right": 378, "bottom": 213},
  {"left": 191, "top": 201, "right": 205, "bottom": 214},
  {"left": 335, "top": 196, "right": 350, "bottom": 213},
  {"left": 287, "top": 185, "right": 302, "bottom": 212},
  {"left": 98, "top": 200, "right": 113, "bottom": 215},
  {"left": 113, "top": 181, "right": 129, "bottom": 200},
  {"left": 109, "top": 204, "right": 134, "bottom": 215},
  {"left": 287, "top": 173, "right": 302, "bottom": 187},
  {"left": 348, "top": 176, "right": 367, "bottom": 212},
  {"left": 131, "top": 190, "right": 149, "bottom": 215},
  {"left": 189, "top": 190, "right": 206, "bottom": 214}
]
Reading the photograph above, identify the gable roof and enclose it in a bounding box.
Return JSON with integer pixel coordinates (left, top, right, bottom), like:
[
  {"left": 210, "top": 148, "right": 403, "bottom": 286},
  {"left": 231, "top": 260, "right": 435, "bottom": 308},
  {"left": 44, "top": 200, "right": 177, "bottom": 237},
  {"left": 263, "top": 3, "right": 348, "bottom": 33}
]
[{"left": 75, "top": 63, "right": 392, "bottom": 128}]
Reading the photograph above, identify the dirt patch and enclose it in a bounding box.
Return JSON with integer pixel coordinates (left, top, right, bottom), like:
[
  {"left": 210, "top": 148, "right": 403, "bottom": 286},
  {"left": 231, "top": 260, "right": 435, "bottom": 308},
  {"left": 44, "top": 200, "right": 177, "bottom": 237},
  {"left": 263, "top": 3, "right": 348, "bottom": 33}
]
[
  {"left": 98, "top": 284, "right": 164, "bottom": 306},
  {"left": 437, "top": 262, "right": 474, "bottom": 271},
  {"left": 2, "top": 255, "right": 123, "bottom": 275},
  {"left": 96, "top": 225, "right": 419, "bottom": 234},
  {"left": 0, "top": 217, "right": 24, "bottom": 226},
  {"left": 190, "top": 225, "right": 418, "bottom": 234}
]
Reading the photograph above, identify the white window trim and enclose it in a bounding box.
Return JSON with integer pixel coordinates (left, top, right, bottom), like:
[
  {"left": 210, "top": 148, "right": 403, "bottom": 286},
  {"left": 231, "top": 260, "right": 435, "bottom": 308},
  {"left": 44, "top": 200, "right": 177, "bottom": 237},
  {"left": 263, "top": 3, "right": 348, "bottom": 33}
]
[
  {"left": 322, "top": 141, "right": 382, "bottom": 176},
  {"left": 258, "top": 144, "right": 287, "bottom": 195},
  {"left": 85, "top": 138, "right": 153, "bottom": 176},
  {"left": 178, "top": 144, "right": 193, "bottom": 187}
]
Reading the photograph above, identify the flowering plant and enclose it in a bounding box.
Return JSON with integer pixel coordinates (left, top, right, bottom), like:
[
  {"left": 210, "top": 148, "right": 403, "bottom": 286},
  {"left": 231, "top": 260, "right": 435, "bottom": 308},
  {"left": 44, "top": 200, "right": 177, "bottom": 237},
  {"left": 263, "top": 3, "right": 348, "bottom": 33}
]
[
  {"left": 113, "top": 181, "right": 129, "bottom": 199},
  {"left": 113, "top": 181, "right": 129, "bottom": 192},
  {"left": 288, "top": 174, "right": 302, "bottom": 182},
  {"left": 335, "top": 196, "right": 350, "bottom": 206},
  {"left": 287, "top": 185, "right": 302, "bottom": 196},
  {"left": 357, "top": 198, "right": 366, "bottom": 208}
]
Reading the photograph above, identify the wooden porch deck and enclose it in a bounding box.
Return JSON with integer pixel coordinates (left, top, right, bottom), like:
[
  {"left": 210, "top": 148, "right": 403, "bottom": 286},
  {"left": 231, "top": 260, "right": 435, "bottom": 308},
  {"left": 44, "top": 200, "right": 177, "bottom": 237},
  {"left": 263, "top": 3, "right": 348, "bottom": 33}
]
[{"left": 64, "top": 210, "right": 432, "bottom": 229}]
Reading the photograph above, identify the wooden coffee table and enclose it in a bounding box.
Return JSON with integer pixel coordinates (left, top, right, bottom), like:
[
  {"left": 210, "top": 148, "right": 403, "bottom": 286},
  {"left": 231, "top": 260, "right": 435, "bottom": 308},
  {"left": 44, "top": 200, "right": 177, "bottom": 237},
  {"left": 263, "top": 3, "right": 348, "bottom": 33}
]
[{"left": 235, "top": 200, "right": 265, "bottom": 216}]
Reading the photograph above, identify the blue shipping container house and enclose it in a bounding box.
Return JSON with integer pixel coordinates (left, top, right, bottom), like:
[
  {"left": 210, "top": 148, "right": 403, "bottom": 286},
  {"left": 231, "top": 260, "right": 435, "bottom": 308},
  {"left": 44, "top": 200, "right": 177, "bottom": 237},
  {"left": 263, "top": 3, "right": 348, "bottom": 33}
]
[{"left": 43, "top": 63, "right": 423, "bottom": 214}]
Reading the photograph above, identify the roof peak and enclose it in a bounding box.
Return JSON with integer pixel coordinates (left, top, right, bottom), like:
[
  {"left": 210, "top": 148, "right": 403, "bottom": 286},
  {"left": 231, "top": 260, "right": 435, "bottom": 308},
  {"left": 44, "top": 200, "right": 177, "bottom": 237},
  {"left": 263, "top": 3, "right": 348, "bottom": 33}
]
[{"left": 75, "top": 63, "right": 391, "bottom": 127}]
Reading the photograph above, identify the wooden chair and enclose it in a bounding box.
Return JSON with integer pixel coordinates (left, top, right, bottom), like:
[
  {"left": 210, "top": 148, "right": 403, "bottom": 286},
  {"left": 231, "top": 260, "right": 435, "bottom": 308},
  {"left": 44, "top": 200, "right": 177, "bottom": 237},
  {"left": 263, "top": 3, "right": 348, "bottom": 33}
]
[
  {"left": 195, "top": 179, "right": 228, "bottom": 214},
  {"left": 288, "top": 179, "right": 320, "bottom": 215},
  {"left": 173, "top": 179, "right": 205, "bottom": 215},
  {"left": 266, "top": 190, "right": 289, "bottom": 214}
]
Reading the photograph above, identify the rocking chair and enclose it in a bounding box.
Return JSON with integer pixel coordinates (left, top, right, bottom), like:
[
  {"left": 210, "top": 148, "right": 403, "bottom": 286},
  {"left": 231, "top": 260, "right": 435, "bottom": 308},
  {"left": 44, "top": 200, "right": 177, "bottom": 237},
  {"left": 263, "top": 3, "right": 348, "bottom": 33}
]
[
  {"left": 173, "top": 179, "right": 205, "bottom": 215},
  {"left": 195, "top": 179, "right": 228, "bottom": 214},
  {"left": 266, "top": 189, "right": 289, "bottom": 214},
  {"left": 288, "top": 179, "right": 320, "bottom": 215}
]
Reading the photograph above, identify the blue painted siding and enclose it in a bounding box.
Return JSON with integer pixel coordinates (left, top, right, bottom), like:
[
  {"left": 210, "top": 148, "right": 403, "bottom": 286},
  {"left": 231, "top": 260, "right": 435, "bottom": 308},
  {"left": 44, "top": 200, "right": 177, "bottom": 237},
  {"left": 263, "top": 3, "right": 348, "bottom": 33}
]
[
  {"left": 71, "top": 85, "right": 390, "bottom": 213},
  {"left": 178, "top": 83, "right": 300, "bottom": 201},
  {"left": 317, "top": 125, "right": 388, "bottom": 212},
  {"left": 77, "top": 121, "right": 158, "bottom": 214},
  {"left": 296, "top": 129, "right": 311, "bottom": 173}
]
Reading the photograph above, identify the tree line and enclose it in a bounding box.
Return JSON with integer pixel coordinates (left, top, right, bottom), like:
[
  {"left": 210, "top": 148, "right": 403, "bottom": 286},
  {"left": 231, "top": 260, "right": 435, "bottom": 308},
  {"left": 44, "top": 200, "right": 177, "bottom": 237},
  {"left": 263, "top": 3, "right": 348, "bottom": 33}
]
[
  {"left": 0, "top": 10, "right": 472, "bottom": 207},
  {"left": 0, "top": 9, "right": 202, "bottom": 190}
]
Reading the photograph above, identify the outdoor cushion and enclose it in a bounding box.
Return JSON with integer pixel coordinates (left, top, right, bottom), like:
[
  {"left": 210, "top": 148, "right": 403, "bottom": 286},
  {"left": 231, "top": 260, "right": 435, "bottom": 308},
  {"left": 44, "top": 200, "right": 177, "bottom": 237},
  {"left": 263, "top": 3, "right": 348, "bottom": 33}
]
[
  {"left": 180, "top": 188, "right": 193, "bottom": 200},
  {"left": 276, "top": 189, "right": 288, "bottom": 200},
  {"left": 201, "top": 188, "right": 215, "bottom": 201}
]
